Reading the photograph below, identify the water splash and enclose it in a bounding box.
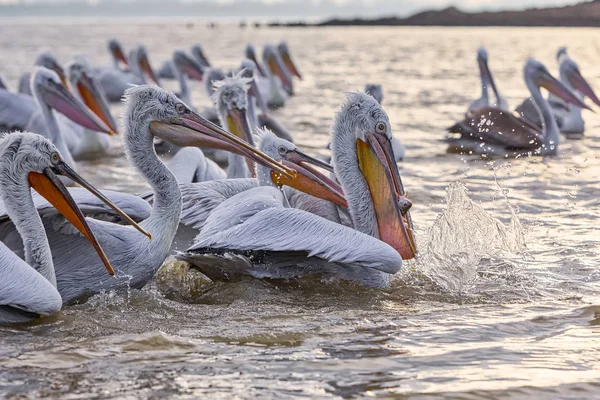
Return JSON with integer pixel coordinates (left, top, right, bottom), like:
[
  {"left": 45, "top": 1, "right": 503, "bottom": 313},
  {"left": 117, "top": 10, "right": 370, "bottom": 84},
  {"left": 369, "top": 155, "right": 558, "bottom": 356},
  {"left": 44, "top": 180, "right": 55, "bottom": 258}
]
[{"left": 414, "top": 182, "right": 526, "bottom": 292}]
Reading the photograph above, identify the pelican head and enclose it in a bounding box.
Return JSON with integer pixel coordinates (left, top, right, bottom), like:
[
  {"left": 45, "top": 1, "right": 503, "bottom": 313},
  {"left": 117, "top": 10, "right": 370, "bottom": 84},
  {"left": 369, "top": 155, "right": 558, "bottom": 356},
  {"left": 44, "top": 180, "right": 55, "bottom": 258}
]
[
  {"left": 557, "top": 46, "right": 568, "bottom": 61},
  {"left": 277, "top": 41, "right": 302, "bottom": 80},
  {"left": 203, "top": 68, "right": 227, "bottom": 96},
  {"left": 525, "top": 58, "right": 591, "bottom": 110},
  {"left": 124, "top": 85, "right": 295, "bottom": 179},
  {"left": 239, "top": 59, "right": 269, "bottom": 117},
  {"left": 365, "top": 84, "right": 384, "bottom": 104},
  {"left": 476, "top": 47, "right": 500, "bottom": 97},
  {"left": 108, "top": 39, "right": 129, "bottom": 69},
  {"left": 131, "top": 45, "right": 160, "bottom": 86},
  {"left": 67, "top": 59, "right": 119, "bottom": 134},
  {"left": 331, "top": 92, "right": 416, "bottom": 260},
  {"left": 245, "top": 44, "right": 266, "bottom": 77},
  {"left": 190, "top": 44, "right": 211, "bottom": 67},
  {"left": 263, "top": 44, "right": 293, "bottom": 94},
  {"left": 256, "top": 129, "right": 347, "bottom": 207},
  {"left": 31, "top": 67, "right": 113, "bottom": 135},
  {"left": 0, "top": 132, "right": 150, "bottom": 275},
  {"left": 173, "top": 50, "right": 205, "bottom": 81},
  {"left": 34, "top": 51, "right": 67, "bottom": 88},
  {"left": 558, "top": 54, "right": 600, "bottom": 107}
]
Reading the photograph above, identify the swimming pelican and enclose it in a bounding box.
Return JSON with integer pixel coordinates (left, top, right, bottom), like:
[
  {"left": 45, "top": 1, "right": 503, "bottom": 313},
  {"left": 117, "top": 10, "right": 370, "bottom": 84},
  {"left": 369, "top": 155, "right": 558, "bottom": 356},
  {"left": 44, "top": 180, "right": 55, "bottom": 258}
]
[
  {"left": 447, "top": 58, "right": 590, "bottom": 157},
  {"left": 245, "top": 44, "right": 267, "bottom": 77},
  {"left": 0, "top": 85, "right": 296, "bottom": 304},
  {"left": 97, "top": 45, "right": 160, "bottom": 102},
  {"left": 107, "top": 38, "right": 130, "bottom": 71},
  {"left": 61, "top": 59, "right": 119, "bottom": 159},
  {"left": 364, "top": 84, "right": 405, "bottom": 161},
  {"left": 0, "top": 132, "right": 143, "bottom": 324},
  {"left": 177, "top": 92, "right": 416, "bottom": 288},
  {"left": 0, "top": 68, "right": 113, "bottom": 173},
  {"left": 171, "top": 50, "right": 206, "bottom": 107},
  {"left": 277, "top": 41, "right": 302, "bottom": 81},
  {"left": 260, "top": 45, "right": 292, "bottom": 108},
  {"left": 158, "top": 44, "right": 211, "bottom": 80},
  {"left": 515, "top": 48, "right": 600, "bottom": 137},
  {"left": 467, "top": 48, "right": 508, "bottom": 113},
  {"left": 18, "top": 51, "right": 68, "bottom": 96}
]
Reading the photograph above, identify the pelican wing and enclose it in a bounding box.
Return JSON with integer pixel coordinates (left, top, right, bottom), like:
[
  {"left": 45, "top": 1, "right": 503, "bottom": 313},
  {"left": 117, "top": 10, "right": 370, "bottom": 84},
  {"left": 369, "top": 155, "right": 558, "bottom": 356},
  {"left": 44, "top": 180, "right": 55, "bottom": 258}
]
[
  {"left": 0, "top": 90, "right": 38, "bottom": 132},
  {"left": 450, "top": 106, "right": 543, "bottom": 149},
  {"left": 181, "top": 187, "right": 402, "bottom": 287},
  {"left": 0, "top": 242, "right": 62, "bottom": 324},
  {"left": 166, "top": 147, "right": 226, "bottom": 184}
]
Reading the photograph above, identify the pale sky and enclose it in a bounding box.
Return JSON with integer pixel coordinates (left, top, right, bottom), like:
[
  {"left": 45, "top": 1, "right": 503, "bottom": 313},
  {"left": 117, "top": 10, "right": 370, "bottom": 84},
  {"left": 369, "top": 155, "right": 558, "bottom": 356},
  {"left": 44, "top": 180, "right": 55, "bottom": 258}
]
[{"left": 0, "top": 0, "right": 585, "bottom": 19}]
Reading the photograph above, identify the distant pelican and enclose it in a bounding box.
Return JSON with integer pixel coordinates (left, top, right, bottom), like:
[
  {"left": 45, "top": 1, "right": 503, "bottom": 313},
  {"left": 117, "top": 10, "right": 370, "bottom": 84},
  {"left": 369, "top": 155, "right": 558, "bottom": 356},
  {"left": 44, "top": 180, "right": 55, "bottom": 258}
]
[
  {"left": 245, "top": 44, "right": 267, "bottom": 77},
  {"left": 97, "top": 45, "right": 160, "bottom": 102},
  {"left": 178, "top": 92, "right": 415, "bottom": 288},
  {"left": 0, "top": 132, "right": 143, "bottom": 324},
  {"left": 107, "top": 38, "right": 130, "bottom": 71},
  {"left": 0, "top": 68, "right": 113, "bottom": 173},
  {"left": 468, "top": 48, "right": 508, "bottom": 113},
  {"left": 171, "top": 50, "right": 206, "bottom": 107},
  {"left": 260, "top": 45, "right": 292, "bottom": 108},
  {"left": 447, "top": 58, "right": 590, "bottom": 157},
  {"left": 277, "top": 41, "right": 302, "bottom": 81},
  {"left": 158, "top": 44, "right": 211, "bottom": 80},
  {"left": 515, "top": 47, "right": 600, "bottom": 137},
  {"left": 0, "top": 85, "right": 295, "bottom": 303},
  {"left": 18, "top": 51, "right": 68, "bottom": 96}
]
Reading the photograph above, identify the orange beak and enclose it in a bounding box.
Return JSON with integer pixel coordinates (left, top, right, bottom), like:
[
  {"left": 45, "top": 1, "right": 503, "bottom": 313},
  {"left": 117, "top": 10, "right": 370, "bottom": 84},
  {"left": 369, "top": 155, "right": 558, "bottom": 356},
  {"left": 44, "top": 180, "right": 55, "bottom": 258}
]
[{"left": 76, "top": 71, "right": 119, "bottom": 134}]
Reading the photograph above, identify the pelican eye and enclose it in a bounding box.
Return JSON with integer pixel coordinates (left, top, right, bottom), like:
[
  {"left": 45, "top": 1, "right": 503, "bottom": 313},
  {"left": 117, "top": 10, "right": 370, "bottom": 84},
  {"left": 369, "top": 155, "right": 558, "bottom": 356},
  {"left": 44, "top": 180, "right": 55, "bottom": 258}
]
[
  {"left": 376, "top": 122, "right": 387, "bottom": 134},
  {"left": 278, "top": 146, "right": 287, "bottom": 156},
  {"left": 50, "top": 152, "right": 60, "bottom": 165},
  {"left": 176, "top": 103, "right": 187, "bottom": 114}
]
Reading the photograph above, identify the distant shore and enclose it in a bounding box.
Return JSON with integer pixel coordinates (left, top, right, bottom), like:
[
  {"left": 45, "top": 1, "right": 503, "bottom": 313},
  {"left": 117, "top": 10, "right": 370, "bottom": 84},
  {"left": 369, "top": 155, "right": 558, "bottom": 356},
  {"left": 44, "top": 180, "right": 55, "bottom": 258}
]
[{"left": 269, "top": 1, "right": 600, "bottom": 28}]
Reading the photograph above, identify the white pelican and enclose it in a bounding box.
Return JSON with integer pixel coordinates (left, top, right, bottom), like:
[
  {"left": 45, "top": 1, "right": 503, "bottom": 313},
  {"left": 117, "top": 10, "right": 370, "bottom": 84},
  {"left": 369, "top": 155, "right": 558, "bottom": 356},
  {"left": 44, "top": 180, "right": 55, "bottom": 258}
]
[
  {"left": 260, "top": 45, "right": 292, "bottom": 108},
  {"left": 18, "top": 51, "right": 68, "bottom": 96},
  {"left": 468, "top": 48, "right": 508, "bottom": 113},
  {"left": 515, "top": 48, "right": 600, "bottom": 137},
  {"left": 158, "top": 44, "right": 211, "bottom": 80},
  {"left": 0, "top": 85, "right": 296, "bottom": 304},
  {"left": 62, "top": 59, "right": 119, "bottom": 159},
  {"left": 447, "top": 58, "right": 590, "bottom": 157},
  {"left": 97, "top": 45, "right": 160, "bottom": 102},
  {"left": 177, "top": 92, "right": 416, "bottom": 288},
  {"left": 171, "top": 50, "right": 206, "bottom": 107},
  {"left": 364, "top": 83, "right": 405, "bottom": 161},
  {"left": 277, "top": 41, "right": 302, "bottom": 82},
  {"left": 0, "top": 132, "right": 145, "bottom": 324},
  {"left": 0, "top": 68, "right": 113, "bottom": 173},
  {"left": 245, "top": 44, "right": 267, "bottom": 77},
  {"left": 107, "top": 38, "right": 130, "bottom": 71}
]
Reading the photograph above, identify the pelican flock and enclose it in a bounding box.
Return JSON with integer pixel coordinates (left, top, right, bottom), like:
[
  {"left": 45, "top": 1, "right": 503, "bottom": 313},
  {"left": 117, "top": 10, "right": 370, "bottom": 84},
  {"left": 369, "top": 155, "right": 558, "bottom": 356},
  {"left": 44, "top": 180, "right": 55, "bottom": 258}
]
[{"left": 0, "top": 34, "right": 597, "bottom": 325}]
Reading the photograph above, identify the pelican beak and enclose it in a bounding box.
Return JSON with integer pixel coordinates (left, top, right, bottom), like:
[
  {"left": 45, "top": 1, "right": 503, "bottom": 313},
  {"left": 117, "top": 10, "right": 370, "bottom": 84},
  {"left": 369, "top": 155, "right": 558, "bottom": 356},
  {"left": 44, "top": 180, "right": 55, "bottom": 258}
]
[
  {"left": 281, "top": 50, "right": 302, "bottom": 80},
  {"left": 180, "top": 56, "right": 205, "bottom": 81},
  {"left": 52, "top": 64, "right": 69, "bottom": 90},
  {"left": 76, "top": 70, "right": 119, "bottom": 134},
  {"left": 356, "top": 132, "right": 417, "bottom": 260},
  {"left": 250, "top": 54, "right": 267, "bottom": 77},
  {"left": 479, "top": 58, "right": 500, "bottom": 100},
  {"left": 44, "top": 79, "right": 113, "bottom": 134},
  {"left": 113, "top": 45, "right": 129, "bottom": 70},
  {"left": 140, "top": 53, "right": 160, "bottom": 86},
  {"left": 28, "top": 167, "right": 115, "bottom": 275},
  {"left": 249, "top": 79, "right": 269, "bottom": 118},
  {"left": 272, "top": 150, "right": 347, "bottom": 208},
  {"left": 567, "top": 66, "right": 600, "bottom": 107},
  {"left": 149, "top": 110, "right": 296, "bottom": 179},
  {"left": 538, "top": 71, "right": 592, "bottom": 111},
  {"left": 226, "top": 106, "right": 256, "bottom": 176},
  {"left": 268, "top": 56, "right": 292, "bottom": 93},
  {"left": 198, "top": 51, "right": 211, "bottom": 68}
]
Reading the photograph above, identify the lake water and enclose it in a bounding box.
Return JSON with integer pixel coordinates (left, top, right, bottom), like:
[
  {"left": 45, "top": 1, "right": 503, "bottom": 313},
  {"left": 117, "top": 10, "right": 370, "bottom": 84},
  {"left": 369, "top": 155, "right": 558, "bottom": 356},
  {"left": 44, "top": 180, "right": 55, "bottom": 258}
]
[{"left": 1, "top": 22, "right": 600, "bottom": 399}]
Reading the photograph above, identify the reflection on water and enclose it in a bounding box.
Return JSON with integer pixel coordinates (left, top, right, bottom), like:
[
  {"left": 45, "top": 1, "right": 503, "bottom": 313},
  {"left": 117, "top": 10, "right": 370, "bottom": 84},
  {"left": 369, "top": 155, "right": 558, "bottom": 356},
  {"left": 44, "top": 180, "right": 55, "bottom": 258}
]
[{"left": 1, "top": 23, "right": 600, "bottom": 398}]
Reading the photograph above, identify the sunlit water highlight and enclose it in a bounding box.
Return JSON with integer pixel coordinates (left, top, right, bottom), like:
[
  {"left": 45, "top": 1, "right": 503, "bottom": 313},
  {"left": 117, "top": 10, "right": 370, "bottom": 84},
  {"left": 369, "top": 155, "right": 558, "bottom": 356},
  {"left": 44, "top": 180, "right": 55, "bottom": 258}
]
[{"left": 1, "top": 23, "right": 600, "bottom": 398}]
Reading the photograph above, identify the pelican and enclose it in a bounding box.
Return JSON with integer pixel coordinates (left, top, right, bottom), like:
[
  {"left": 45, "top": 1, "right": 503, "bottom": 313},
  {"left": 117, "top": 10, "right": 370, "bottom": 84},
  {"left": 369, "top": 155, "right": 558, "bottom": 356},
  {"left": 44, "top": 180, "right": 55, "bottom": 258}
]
[
  {"left": 447, "top": 58, "right": 590, "bottom": 157},
  {"left": 0, "top": 132, "right": 144, "bottom": 324},
  {"left": 245, "top": 44, "right": 267, "bottom": 77},
  {"left": 277, "top": 41, "right": 302, "bottom": 82},
  {"left": 260, "top": 45, "right": 292, "bottom": 108},
  {"left": 107, "top": 38, "right": 130, "bottom": 71},
  {"left": 177, "top": 92, "right": 416, "bottom": 288},
  {"left": 0, "top": 68, "right": 113, "bottom": 173},
  {"left": 364, "top": 83, "right": 405, "bottom": 161},
  {"left": 97, "top": 45, "right": 160, "bottom": 102},
  {"left": 158, "top": 44, "right": 211, "bottom": 80},
  {"left": 61, "top": 58, "right": 119, "bottom": 159},
  {"left": 466, "top": 48, "right": 508, "bottom": 113},
  {"left": 515, "top": 48, "right": 600, "bottom": 137},
  {"left": 171, "top": 50, "right": 206, "bottom": 107},
  {"left": 0, "top": 85, "right": 298, "bottom": 304},
  {"left": 18, "top": 51, "right": 68, "bottom": 96}
]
